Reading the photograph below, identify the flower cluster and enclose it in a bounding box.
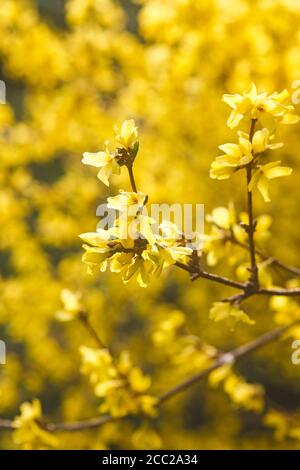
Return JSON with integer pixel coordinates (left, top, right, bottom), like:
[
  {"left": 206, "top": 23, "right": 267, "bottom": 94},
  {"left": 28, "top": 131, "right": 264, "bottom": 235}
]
[
  {"left": 209, "top": 301, "right": 255, "bottom": 326},
  {"left": 80, "top": 346, "right": 158, "bottom": 418},
  {"left": 12, "top": 400, "right": 57, "bottom": 450},
  {"left": 80, "top": 120, "right": 192, "bottom": 287},
  {"left": 82, "top": 119, "right": 139, "bottom": 187},
  {"left": 210, "top": 83, "right": 299, "bottom": 202},
  {"left": 209, "top": 364, "right": 264, "bottom": 413},
  {"left": 264, "top": 410, "right": 300, "bottom": 442}
]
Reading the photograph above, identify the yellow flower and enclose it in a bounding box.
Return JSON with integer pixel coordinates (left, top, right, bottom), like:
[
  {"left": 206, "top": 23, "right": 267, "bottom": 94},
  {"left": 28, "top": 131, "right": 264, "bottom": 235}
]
[
  {"left": 81, "top": 244, "right": 114, "bottom": 274},
  {"left": 223, "top": 83, "right": 299, "bottom": 129},
  {"left": 210, "top": 129, "right": 282, "bottom": 180},
  {"left": 107, "top": 191, "right": 147, "bottom": 213},
  {"left": 263, "top": 410, "right": 289, "bottom": 441},
  {"left": 55, "top": 288, "right": 83, "bottom": 322},
  {"left": 80, "top": 346, "right": 156, "bottom": 418},
  {"left": 79, "top": 228, "right": 118, "bottom": 273},
  {"left": 82, "top": 140, "right": 120, "bottom": 186},
  {"left": 210, "top": 367, "right": 264, "bottom": 412},
  {"left": 112, "top": 213, "right": 157, "bottom": 246},
  {"left": 209, "top": 301, "right": 255, "bottom": 325},
  {"left": 209, "top": 364, "right": 232, "bottom": 388},
  {"left": 206, "top": 204, "right": 236, "bottom": 230},
  {"left": 121, "top": 252, "right": 156, "bottom": 287},
  {"left": 240, "top": 128, "right": 283, "bottom": 154},
  {"left": 210, "top": 136, "right": 252, "bottom": 179},
  {"left": 13, "top": 399, "right": 58, "bottom": 450},
  {"left": 80, "top": 208, "right": 192, "bottom": 286},
  {"left": 224, "top": 375, "right": 264, "bottom": 412},
  {"left": 114, "top": 119, "right": 138, "bottom": 150},
  {"left": 248, "top": 161, "right": 292, "bottom": 202}
]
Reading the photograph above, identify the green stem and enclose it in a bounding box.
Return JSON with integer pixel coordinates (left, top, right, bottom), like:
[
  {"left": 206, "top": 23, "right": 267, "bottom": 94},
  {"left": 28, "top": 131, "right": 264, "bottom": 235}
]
[{"left": 127, "top": 164, "right": 137, "bottom": 192}]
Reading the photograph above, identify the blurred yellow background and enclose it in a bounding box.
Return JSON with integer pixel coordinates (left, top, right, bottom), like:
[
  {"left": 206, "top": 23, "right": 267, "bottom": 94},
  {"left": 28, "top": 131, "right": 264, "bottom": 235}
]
[{"left": 0, "top": 0, "right": 300, "bottom": 449}]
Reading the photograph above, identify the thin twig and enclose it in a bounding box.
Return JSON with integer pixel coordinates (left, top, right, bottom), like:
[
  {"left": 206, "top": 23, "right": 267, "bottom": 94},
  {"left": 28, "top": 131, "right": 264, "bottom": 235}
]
[
  {"left": 258, "top": 287, "right": 300, "bottom": 297},
  {"left": 175, "top": 261, "right": 245, "bottom": 290},
  {"left": 46, "top": 415, "right": 114, "bottom": 432}
]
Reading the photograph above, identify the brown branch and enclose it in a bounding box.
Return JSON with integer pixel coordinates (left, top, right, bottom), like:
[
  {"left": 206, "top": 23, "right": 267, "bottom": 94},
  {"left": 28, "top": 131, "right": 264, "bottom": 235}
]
[
  {"left": 246, "top": 118, "right": 259, "bottom": 288},
  {"left": 176, "top": 261, "right": 300, "bottom": 298},
  {"left": 2, "top": 319, "right": 299, "bottom": 432},
  {"left": 175, "top": 261, "right": 245, "bottom": 290},
  {"left": 259, "top": 287, "right": 300, "bottom": 297},
  {"left": 45, "top": 414, "right": 114, "bottom": 432}
]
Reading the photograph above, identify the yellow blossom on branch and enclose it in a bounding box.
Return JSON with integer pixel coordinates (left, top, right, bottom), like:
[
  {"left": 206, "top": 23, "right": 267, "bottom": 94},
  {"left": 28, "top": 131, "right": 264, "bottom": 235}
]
[
  {"left": 248, "top": 161, "right": 292, "bottom": 202},
  {"left": 114, "top": 119, "right": 139, "bottom": 151},
  {"left": 79, "top": 346, "right": 157, "bottom": 418},
  {"left": 107, "top": 191, "right": 147, "bottom": 213},
  {"left": 82, "top": 140, "right": 120, "bottom": 186},
  {"left": 55, "top": 288, "right": 83, "bottom": 322},
  {"left": 13, "top": 400, "right": 57, "bottom": 450},
  {"left": 209, "top": 301, "right": 255, "bottom": 325},
  {"left": 209, "top": 366, "right": 264, "bottom": 413},
  {"left": 223, "top": 83, "right": 299, "bottom": 129},
  {"left": 210, "top": 129, "right": 283, "bottom": 180}
]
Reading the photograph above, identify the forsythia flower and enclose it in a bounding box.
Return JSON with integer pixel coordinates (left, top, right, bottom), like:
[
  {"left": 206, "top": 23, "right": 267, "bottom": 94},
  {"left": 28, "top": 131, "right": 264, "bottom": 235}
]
[
  {"left": 209, "top": 366, "right": 264, "bottom": 413},
  {"left": 210, "top": 129, "right": 282, "bottom": 180},
  {"left": 264, "top": 409, "right": 300, "bottom": 442},
  {"left": 223, "top": 375, "right": 264, "bottom": 413},
  {"left": 248, "top": 161, "right": 292, "bottom": 202},
  {"left": 270, "top": 295, "right": 300, "bottom": 337},
  {"left": 263, "top": 410, "right": 289, "bottom": 441},
  {"left": 210, "top": 134, "right": 253, "bottom": 180},
  {"left": 209, "top": 301, "right": 255, "bottom": 325},
  {"left": 80, "top": 193, "right": 192, "bottom": 287},
  {"left": 114, "top": 119, "right": 138, "bottom": 151},
  {"left": 55, "top": 288, "right": 83, "bottom": 322},
  {"left": 223, "top": 83, "right": 299, "bottom": 129},
  {"left": 107, "top": 191, "right": 147, "bottom": 213},
  {"left": 80, "top": 121, "right": 193, "bottom": 287},
  {"left": 82, "top": 140, "right": 120, "bottom": 186},
  {"left": 13, "top": 400, "right": 57, "bottom": 450},
  {"left": 80, "top": 346, "right": 158, "bottom": 418}
]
